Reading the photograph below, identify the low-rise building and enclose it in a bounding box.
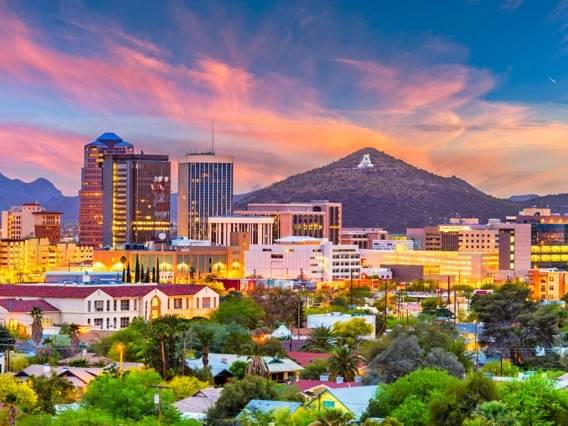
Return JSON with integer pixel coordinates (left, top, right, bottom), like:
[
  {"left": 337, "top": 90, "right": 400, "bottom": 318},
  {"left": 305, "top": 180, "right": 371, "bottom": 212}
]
[
  {"left": 1, "top": 202, "right": 62, "bottom": 243},
  {"left": 0, "top": 284, "right": 219, "bottom": 332},
  {"left": 304, "top": 385, "right": 379, "bottom": 421},
  {"left": 341, "top": 228, "right": 389, "bottom": 249},
  {"left": 527, "top": 269, "right": 567, "bottom": 301},
  {"left": 208, "top": 216, "right": 274, "bottom": 245},
  {"left": 244, "top": 237, "right": 361, "bottom": 282}
]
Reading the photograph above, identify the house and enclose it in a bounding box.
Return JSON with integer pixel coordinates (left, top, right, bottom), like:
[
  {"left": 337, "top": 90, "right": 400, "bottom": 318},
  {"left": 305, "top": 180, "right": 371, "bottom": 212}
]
[
  {"left": 58, "top": 351, "right": 112, "bottom": 367},
  {"left": 0, "top": 284, "right": 219, "bottom": 332},
  {"left": 287, "top": 352, "right": 331, "bottom": 367},
  {"left": 186, "top": 354, "right": 303, "bottom": 385},
  {"left": 236, "top": 400, "right": 305, "bottom": 422},
  {"left": 294, "top": 379, "right": 362, "bottom": 397},
  {"left": 305, "top": 385, "right": 379, "bottom": 420},
  {"left": 173, "top": 388, "right": 222, "bottom": 421}
]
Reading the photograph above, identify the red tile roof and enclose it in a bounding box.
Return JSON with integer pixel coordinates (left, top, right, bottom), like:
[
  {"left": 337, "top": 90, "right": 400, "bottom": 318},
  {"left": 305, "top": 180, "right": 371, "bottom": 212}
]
[
  {"left": 0, "top": 284, "right": 210, "bottom": 299},
  {"left": 287, "top": 352, "right": 332, "bottom": 367},
  {"left": 0, "top": 299, "right": 59, "bottom": 312},
  {"left": 294, "top": 379, "right": 362, "bottom": 392}
]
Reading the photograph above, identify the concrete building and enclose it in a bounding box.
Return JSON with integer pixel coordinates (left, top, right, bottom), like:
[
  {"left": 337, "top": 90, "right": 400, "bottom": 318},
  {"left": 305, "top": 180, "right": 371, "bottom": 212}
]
[
  {"left": 178, "top": 153, "right": 234, "bottom": 241},
  {"left": 0, "top": 284, "right": 219, "bottom": 332},
  {"left": 244, "top": 236, "right": 361, "bottom": 282},
  {"left": 372, "top": 239, "right": 414, "bottom": 251},
  {"left": 208, "top": 216, "right": 274, "bottom": 246},
  {"left": 235, "top": 201, "right": 342, "bottom": 244},
  {"left": 341, "top": 228, "right": 389, "bottom": 249},
  {"left": 79, "top": 133, "right": 135, "bottom": 247},
  {"left": 102, "top": 153, "right": 171, "bottom": 247},
  {"left": 1, "top": 203, "right": 62, "bottom": 243},
  {"left": 527, "top": 269, "right": 567, "bottom": 301}
]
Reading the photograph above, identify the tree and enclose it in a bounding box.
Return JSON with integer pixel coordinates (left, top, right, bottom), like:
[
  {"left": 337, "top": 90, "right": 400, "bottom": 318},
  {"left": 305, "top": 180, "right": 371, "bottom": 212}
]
[
  {"left": 370, "top": 334, "right": 423, "bottom": 383},
  {"left": 429, "top": 373, "right": 499, "bottom": 426},
  {"left": 206, "top": 375, "right": 279, "bottom": 424},
  {"left": 27, "top": 371, "right": 76, "bottom": 414},
  {"left": 477, "top": 401, "right": 520, "bottom": 426},
  {"left": 300, "top": 359, "right": 329, "bottom": 380},
  {"left": 206, "top": 281, "right": 227, "bottom": 296},
  {"left": 68, "top": 323, "right": 80, "bottom": 355},
  {"left": 30, "top": 306, "right": 44, "bottom": 353},
  {"left": 168, "top": 376, "right": 209, "bottom": 401},
  {"left": 126, "top": 262, "right": 132, "bottom": 283},
  {"left": 152, "top": 266, "right": 157, "bottom": 283},
  {"left": 305, "top": 326, "right": 336, "bottom": 353},
  {"left": 146, "top": 315, "right": 182, "bottom": 379},
  {"left": 82, "top": 368, "right": 180, "bottom": 423},
  {"left": 0, "top": 374, "right": 37, "bottom": 408},
  {"left": 229, "top": 360, "right": 248, "bottom": 380},
  {"left": 471, "top": 283, "right": 559, "bottom": 364},
  {"left": 41, "top": 337, "right": 54, "bottom": 358},
  {"left": 333, "top": 318, "right": 373, "bottom": 347},
  {"left": 245, "top": 343, "right": 269, "bottom": 379},
  {"left": 222, "top": 323, "right": 254, "bottom": 354},
  {"left": 308, "top": 408, "right": 354, "bottom": 426},
  {"left": 195, "top": 327, "right": 216, "bottom": 368},
  {"left": 422, "top": 348, "right": 465, "bottom": 378},
  {"left": 328, "top": 345, "right": 360, "bottom": 382},
  {"left": 262, "top": 338, "right": 286, "bottom": 357},
  {"left": 135, "top": 254, "right": 140, "bottom": 283},
  {"left": 481, "top": 360, "right": 518, "bottom": 377},
  {"left": 211, "top": 294, "right": 265, "bottom": 329},
  {"left": 156, "top": 258, "right": 161, "bottom": 283}
]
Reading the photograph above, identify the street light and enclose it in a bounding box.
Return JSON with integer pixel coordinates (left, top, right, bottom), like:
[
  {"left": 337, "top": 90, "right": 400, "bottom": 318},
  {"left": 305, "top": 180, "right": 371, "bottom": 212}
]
[
  {"left": 474, "top": 321, "right": 479, "bottom": 371},
  {"left": 117, "top": 343, "right": 124, "bottom": 376}
]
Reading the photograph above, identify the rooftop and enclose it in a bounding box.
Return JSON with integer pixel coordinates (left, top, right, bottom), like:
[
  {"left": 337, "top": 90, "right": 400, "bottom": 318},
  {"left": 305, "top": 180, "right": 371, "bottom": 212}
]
[
  {"left": 173, "top": 388, "right": 223, "bottom": 416},
  {"left": 0, "top": 299, "right": 59, "bottom": 313},
  {"left": 236, "top": 400, "right": 304, "bottom": 419}
]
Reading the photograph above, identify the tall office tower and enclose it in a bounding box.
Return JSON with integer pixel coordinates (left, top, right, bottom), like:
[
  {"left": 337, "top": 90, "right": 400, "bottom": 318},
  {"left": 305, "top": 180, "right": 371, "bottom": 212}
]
[
  {"left": 102, "top": 154, "right": 171, "bottom": 247},
  {"left": 178, "top": 153, "right": 234, "bottom": 240},
  {"left": 79, "top": 133, "right": 134, "bottom": 247}
]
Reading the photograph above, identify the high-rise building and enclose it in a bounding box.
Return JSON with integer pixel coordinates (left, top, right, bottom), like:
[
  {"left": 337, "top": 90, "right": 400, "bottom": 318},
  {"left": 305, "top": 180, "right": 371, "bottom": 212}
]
[
  {"left": 1, "top": 203, "right": 62, "bottom": 243},
  {"left": 234, "top": 201, "right": 342, "bottom": 244},
  {"left": 102, "top": 154, "right": 171, "bottom": 247},
  {"left": 79, "top": 133, "right": 134, "bottom": 247},
  {"left": 177, "top": 153, "right": 234, "bottom": 240}
]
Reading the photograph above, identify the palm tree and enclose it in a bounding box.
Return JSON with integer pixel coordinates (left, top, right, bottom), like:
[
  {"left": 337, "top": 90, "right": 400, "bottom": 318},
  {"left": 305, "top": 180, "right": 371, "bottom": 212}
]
[
  {"left": 68, "top": 323, "right": 80, "bottom": 355},
  {"left": 30, "top": 306, "right": 44, "bottom": 353},
  {"left": 478, "top": 401, "right": 520, "bottom": 426},
  {"left": 327, "top": 345, "right": 360, "bottom": 383},
  {"left": 152, "top": 320, "right": 169, "bottom": 379},
  {"left": 308, "top": 408, "right": 354, "bottom": 426},
  {"left": 195, "top": 327, "right": 216, "bottom": 368},
  {"left": 305, "top": 325, "right": 336, "bottom": 353},
  {"left": 244, "top": 343, "right": 269, "bottom": 379},
  {"left": 189, "top": 266, "right": 196, "bottom": 284},
  {"left": 178, "top": 318, "right": 192, "bottom": 376},
  {"left": 42, "top": 337, "right": 54, "bottom": 357}
]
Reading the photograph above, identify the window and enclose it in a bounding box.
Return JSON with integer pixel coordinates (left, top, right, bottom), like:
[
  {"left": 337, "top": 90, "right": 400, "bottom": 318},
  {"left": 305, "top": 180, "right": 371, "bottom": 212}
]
[
  {"left": 174, "top": 298, "right": 183, "bottom": 309},
  {"left": 121, "top": 300, "right": 130, "bottom": 311},
  {"left": 106, "top": 318, "right": 110, "bottom": 329},
  {"left": 196, "top": 298, "right": 200, "bottom": 309},
  {"left": 202, "top": 297, "right": 211, "bottom": 309},
  {"left": 134, "top": 300, "right": 137, "bottom": 310},
  {"left": 41, "top": 318, "right": 53, "bottom": 327},
  {"left": 114, "top": 300, "right": 117, "bottom": 311},
  {"left": 94, "top": 301, "right": 104, "bottom": 312},
  {"left": 186, "top": 298, "right": 189, "bottom": 309},
  {"left": 94, "top": 318, "right": 103, "bottom": 328},
  {"left": 550, "top": 285, "right": 555, "bottom": 291},
  {"left": 107, "top": 300, "right": 110, "bottom": 311},
  {"left": 214, "top": 298, "right": 217, "bottom": 308},
  {"left": 322, "top": 401, "right": 335, "bottom": 408},
  {"left": 87, "top": 301, "right": 91, "bottom": 313},
  {"left": 113, "top": 318, "right": 117, "bottom": 329},
  {"left": 120, "top": 317, "right": 130, "bottom": 328},
  {"left": 541, "top": 285, "right": 546, "bottom": 292},
  {"left": 87, "top": 319, "right": 91, "bottom": 325}
]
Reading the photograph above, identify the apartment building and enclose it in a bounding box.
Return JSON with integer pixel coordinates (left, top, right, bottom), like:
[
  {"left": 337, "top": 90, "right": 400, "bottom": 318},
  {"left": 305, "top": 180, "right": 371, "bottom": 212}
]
[{"left": 1, "top": 203, "right": 61, "bottom": 243}]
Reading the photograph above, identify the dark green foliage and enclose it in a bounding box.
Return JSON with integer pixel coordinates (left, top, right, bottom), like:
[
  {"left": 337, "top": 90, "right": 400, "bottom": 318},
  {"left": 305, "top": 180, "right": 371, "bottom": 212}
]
[
  {"left": 90, "top": 317, "right": 146, "bottom": 362},
  {"left": 229, "top": 360, "right": 248, "bottom": 380},
  {"left": 222, "top": 323, "right": 254, "bottom": 354},
  {"left": 370, "top": 334, "right": 423, "bottom": 383},
  {"left": 422, "top": 348, "right": 465, "bottom": 378},
  {"left": 135, "top": 255, "right": 140, "bottom": 283},
  {"left": 262, "top": 337, "right": 286, "bottom": 357},
  {"left": 0, "top": 324, "right": 15, "bottom": 352},
  {"left": 126, "top": 262, "right": 132, "bottom": 283},
  {"left": 145, "top": 314, "right": 183, "bottom": 379},
  {"left": 299, "top": 359, "right": 329, "bottom": 380},
  {"left": 429, "top": 373, "right": 500, "bottom": 426},
  {"left": 521, "top": 352, "right": 566, "bottom": 370},
  {"left": 211, "top": 293, "right": 265, "bottom": 329},
  {"left": 27, "top": 371, "right": 76, "bottom": 414},
  {"left": 252, "top": 289, "right": 305, "bottom": 328},
  {"left": 67, "top": 358, "right": 88, "bottom": 367},
  {"left": 304, "top": 325, "right": 336, "bottom": 353}
]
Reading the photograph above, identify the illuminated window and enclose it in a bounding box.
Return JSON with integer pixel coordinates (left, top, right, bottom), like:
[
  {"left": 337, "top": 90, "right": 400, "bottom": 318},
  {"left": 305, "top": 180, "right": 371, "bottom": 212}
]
[{"left": 202, "top": 298, "right": 211, "bottom": 309}]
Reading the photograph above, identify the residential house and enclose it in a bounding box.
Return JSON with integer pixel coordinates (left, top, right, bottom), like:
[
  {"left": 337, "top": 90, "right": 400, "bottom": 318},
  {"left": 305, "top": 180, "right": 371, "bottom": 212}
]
[
  {"left": 294, "top": 379, "right": 362, "bottom": 398},
  {"left": 236, "top": 400, "right": 306, "bottom": 422},
  {"left": 186, "top": 354, "right": 303, "bottom": 385},
  {"left": 305, "top": 385, "right": 379, "bottom": 420},
  {"left": 173, "top": 388, "right": 223, "bottom": 421}
]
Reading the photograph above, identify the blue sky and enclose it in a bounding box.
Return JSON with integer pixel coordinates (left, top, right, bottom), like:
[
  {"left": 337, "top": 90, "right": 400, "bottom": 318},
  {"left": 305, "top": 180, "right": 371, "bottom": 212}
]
[{"left": 1, "top": 0, "right": 568, "bottom": 197}]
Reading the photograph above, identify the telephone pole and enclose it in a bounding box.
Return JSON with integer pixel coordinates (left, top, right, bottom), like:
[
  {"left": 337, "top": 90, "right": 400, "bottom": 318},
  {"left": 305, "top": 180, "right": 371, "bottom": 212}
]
[{"left": 151, "top": 385, "right": 170, "bottom": 424}]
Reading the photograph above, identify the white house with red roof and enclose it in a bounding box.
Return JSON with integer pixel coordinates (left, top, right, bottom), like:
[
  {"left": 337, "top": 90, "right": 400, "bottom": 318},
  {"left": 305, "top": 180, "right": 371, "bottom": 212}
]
[{"left": 0, "top": 284, "right": 218, "bottom": 333}]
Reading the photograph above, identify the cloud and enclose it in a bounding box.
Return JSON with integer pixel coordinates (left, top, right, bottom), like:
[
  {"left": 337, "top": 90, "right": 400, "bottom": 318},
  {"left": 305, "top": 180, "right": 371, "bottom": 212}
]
[{"left": 500, "top": 0, "right": 524, "bottom": 11}]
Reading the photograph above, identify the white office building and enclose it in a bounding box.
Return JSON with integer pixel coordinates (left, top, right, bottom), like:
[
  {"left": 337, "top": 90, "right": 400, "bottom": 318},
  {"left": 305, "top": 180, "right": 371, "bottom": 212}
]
[
  {"left": 208, "top": 216, "right": 274, "bottom": 246},
  {"left": 244, "top": 236, "right": 361, "bottom": 282}
]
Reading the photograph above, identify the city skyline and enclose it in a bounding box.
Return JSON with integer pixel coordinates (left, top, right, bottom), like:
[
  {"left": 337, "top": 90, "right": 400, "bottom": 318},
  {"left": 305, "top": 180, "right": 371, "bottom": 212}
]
[{"left": 3, "top": 1, "right": 568, "bottom": 197}]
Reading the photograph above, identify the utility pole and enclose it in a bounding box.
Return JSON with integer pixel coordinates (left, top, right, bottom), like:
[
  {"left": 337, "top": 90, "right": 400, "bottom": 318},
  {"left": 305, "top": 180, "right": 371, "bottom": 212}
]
[
  {"left": 453, "top": 287, "right": 457, "bottom": 327},
  {"left": 151, "top": 385, "right": 169, "bottom": 424},
  {"left": 474, "top": 321, "right": 479, "bottom": 371},
  {"left": 350, "top": 269, "right": 354, "bottom": 308},
  {"left": 384, "top": 283, "right": 388, "bottom": 334},
  {"left": 447, "top": 276, "right": 451, "bottom": 305}
]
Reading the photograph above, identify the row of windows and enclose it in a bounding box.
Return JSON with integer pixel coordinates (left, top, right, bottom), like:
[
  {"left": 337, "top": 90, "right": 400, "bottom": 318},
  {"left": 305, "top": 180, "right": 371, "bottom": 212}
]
[
  {"left": 87, "top": 317, "right": 130, "bottom": 329},
  {"left": 88, "top": 299, "right": 137, "bottom": 313}
]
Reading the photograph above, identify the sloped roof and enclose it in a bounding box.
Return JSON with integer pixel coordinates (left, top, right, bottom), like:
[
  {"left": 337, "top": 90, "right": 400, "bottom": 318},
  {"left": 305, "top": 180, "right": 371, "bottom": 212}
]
[
  {"left": 96, "top": 133, "right": 123, "bottom": 142},
  {"left": 0, "top": 284, "right": 211, "bottom": 299},
  {"left": 186, "top": 354, "right": 303, "bottom": 377},
  {"left": 236, "top": 400, "right": 303, "bottom": 419},
  {"left": 173, "top": 388, "right": 222, "bottom": 415},
  {"left": 0, "top": 299, "right": 59, "bottom": 313},
  {"left": 287, "top": 352, "right": 331, "bottom": 367},
  {"left": 294, "top": 379, "right": 361, "bottom": 392},
  {"left": 115, "top": 141, "right": 133, "bottom": 147},
  {"left": 325, "top": 385, "right": 379, "bottom": 419},
  {"left": 16, "top": 365, "right": 103, "bottom": 385}
]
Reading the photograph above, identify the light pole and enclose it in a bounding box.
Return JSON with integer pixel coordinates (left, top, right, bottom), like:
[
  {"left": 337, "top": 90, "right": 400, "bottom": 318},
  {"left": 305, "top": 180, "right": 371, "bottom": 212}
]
[
  {"left": 117, "top": 343, "right": 124, "bottom": 376},
  {"left": 474, "top": 321, "right": 479, "bottom": 371}
]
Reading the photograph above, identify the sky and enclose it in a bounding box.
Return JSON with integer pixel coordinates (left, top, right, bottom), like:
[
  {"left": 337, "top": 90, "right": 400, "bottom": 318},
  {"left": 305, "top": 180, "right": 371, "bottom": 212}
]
[{"left": 2, "top": 0, "right": 568, "bottom": 197}]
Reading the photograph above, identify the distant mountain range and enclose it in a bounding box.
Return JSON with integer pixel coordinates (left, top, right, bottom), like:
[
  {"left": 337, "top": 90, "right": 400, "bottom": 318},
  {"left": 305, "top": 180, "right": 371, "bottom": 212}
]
[{"left": 1, "top": 151, "right": 567, "bottom": 232}]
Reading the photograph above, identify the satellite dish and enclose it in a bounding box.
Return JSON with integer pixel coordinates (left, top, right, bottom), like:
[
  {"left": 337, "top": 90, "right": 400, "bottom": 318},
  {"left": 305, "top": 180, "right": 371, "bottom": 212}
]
[{"left": 159, "top": 233, "right": 166, "bottom": 240}]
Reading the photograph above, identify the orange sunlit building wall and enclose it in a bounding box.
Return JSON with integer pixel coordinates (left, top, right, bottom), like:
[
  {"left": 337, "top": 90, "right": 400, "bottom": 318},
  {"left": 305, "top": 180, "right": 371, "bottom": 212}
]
[{"left": 527, "top": 269, "right": 567, "bottom": 301}]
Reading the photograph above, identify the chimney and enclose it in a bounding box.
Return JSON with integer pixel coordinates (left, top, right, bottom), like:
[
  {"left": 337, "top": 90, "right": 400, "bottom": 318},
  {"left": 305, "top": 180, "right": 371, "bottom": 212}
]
[
  {"left": 221, "top": 358, "right": 227, "bottom": 364},
  {"left": 62, "top": 367, "right": 69, "bottom": 372},
  {"left": 319, "top": 374, "right": 329, "bottom": 382},
  {"left": 82, "top": 349, "right": 87, "bottom": 357},
  {"left": 354, "top": 376, "right": 363, "bottom": 383},
  {"left": 336, "top": 376, "right": 344, "bottom": 384},
  {"left": 43, "top": 364, "right": 50, "bottom": 373}
]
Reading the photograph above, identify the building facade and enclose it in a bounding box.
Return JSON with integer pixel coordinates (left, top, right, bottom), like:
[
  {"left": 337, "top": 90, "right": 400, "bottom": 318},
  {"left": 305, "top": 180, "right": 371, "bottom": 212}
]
[
  {"left": 208, "top": 216, "right": 274, "bottom": 246},
  {"left": 178, "top": 153, "right": 234, "bottom": 240},
  {"left": 235, "top": 201, "right": 342, "bottom": 244},
  {"left": 0, "top": 284, "right": 219, "bottom": 331},
  {"left": 1, "top": 203, "right": 62, "bottom": 243},
  {"left": 341, "top": 228, "right": 389, "bottom": 249},
  {"left": 527, "top": 269, "right": 567, "bottom": 301},
  {"left": 79, "top": 133, "right": 135, "bottom": 247},
  {"left": 244, "top": 237, "right": 361, "bottom": 282},
  {"left": 102, "top": 153, "right": 171, "bottom": 247}
]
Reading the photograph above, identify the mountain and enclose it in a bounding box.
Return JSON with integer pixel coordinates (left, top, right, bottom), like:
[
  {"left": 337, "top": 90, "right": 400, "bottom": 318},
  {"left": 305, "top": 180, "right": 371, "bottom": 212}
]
[
  {"left": 509, "top": 194, "right": 540, "bottom": 202},
  {"left": 44, "top": 196, "right": 79, "bottom": 222},
  {"left": 520, "top": 193, "right": 568, "bottom": 214},
  {"left": 0, "top": 173, "right": 65, "bottom": 217},
  {"left": 234, "top": 147, "right": 521, "bottom": 233}
]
